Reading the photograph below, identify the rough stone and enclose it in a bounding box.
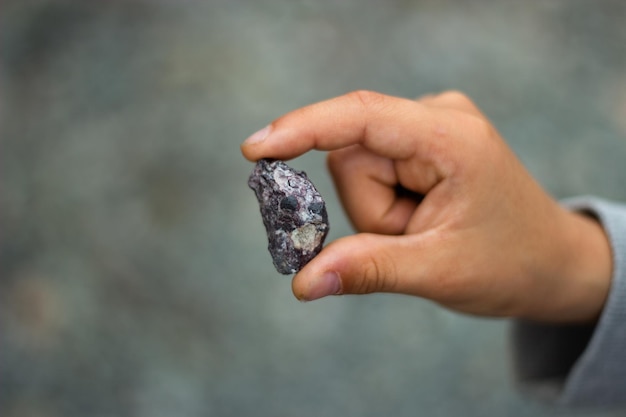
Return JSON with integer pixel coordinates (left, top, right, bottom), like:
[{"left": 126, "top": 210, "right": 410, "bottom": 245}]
[{"left": 248, "top": 159, "right": 329, "bottom": 274}]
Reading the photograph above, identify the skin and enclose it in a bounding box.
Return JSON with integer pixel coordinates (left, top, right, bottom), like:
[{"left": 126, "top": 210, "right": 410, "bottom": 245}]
[{"left": 241, "top": 90, "right": 612, "bottom": 323}]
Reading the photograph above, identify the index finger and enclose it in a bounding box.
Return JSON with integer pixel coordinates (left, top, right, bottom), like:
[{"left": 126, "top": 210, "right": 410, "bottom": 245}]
[{"left": 240, "top": 91, "right": 460, "bottom": 163}]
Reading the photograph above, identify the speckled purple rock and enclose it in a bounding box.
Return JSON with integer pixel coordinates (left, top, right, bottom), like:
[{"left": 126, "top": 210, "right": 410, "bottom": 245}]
[{"left": 248, "top": 159, "right": 329, "bottom": 274}]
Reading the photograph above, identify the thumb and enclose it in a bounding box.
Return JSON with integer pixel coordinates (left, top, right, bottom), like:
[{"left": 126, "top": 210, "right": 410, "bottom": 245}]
[{"left": 292, "top": 233, "right": 435, "bottom": 301}]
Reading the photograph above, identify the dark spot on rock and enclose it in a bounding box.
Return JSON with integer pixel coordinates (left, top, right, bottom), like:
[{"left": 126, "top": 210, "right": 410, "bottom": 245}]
[
  {"left": 308, "top": 202, "right": 324, "bottom": 215},
  {"left": 280, "top": 195, "right": 298, "bottom": 211}
]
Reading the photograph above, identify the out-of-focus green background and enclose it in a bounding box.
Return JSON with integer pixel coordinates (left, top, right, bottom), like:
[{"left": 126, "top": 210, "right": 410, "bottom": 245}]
[{"left": 2, "top": 1, "right": 626, "bottom": 416}]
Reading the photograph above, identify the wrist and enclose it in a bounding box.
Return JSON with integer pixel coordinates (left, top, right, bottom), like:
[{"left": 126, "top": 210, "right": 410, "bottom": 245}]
[{"left": 528, "top": 207, "right": 612, "bottom": 323}]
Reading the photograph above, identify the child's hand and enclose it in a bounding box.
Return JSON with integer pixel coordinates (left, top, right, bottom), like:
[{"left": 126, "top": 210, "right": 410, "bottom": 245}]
[{"left": 241, "top": 91, "right": 611, "bottom": 323}]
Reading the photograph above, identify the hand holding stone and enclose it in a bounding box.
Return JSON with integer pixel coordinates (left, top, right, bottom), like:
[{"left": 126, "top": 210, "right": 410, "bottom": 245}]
[{"left": 242, "top": 91, "right": 611, "bottom": 323}]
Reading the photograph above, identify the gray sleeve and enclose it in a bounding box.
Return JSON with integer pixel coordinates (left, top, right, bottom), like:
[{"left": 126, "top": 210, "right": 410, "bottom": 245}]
[{"left": 511, "top": 196, "right": 626, "bottom": 407}]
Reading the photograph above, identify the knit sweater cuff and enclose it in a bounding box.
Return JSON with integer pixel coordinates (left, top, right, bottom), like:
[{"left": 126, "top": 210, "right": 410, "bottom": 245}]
[{"left": 512, "top": 196, "right": 626, "bottom": 407}]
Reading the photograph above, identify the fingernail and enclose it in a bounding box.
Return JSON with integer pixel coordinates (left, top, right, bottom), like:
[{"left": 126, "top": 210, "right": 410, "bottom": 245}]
[
  {"left": 304, "top": 271, "right": 342, "bottom": 301},
  {"left": 243, "top": 125, "right": 271, "bottom": 146}
]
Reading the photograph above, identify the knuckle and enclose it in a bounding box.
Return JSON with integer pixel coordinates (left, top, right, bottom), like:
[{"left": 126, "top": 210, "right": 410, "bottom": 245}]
[
  {"left": 345, "top": 90, "right": 387, "bottom": 142},
  {"left": 466, "top": 114, "right": 495, "bottom": 141},
  {"left": 438, "top": 90, "right": 471, "bottom": 105},
  {"left": 361, "top": 257, "right": 383, "bottom": 294},
  {"left": 347, "top": 90, "right": 386, "bottom": 111},
  {"left": 350, "top": 246, "right": 398, "bottom": 294}
]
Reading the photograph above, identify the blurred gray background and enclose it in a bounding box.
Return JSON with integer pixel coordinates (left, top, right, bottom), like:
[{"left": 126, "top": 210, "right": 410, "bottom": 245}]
[{"left": 2, "top": 0, "right": 626, "bottom": 416}]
